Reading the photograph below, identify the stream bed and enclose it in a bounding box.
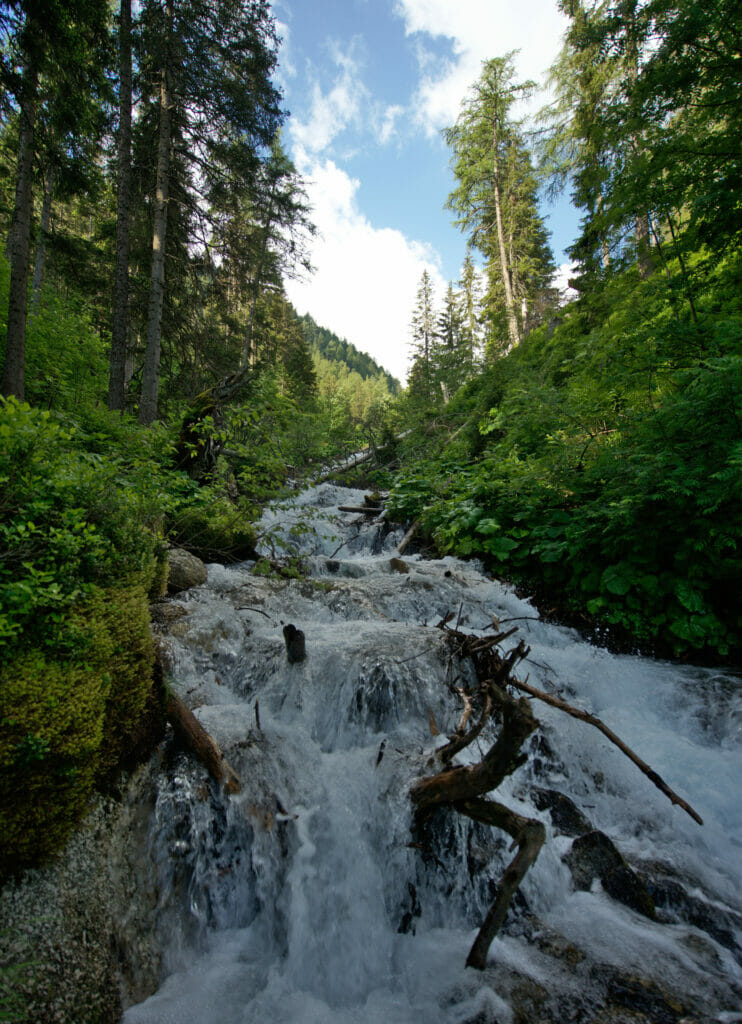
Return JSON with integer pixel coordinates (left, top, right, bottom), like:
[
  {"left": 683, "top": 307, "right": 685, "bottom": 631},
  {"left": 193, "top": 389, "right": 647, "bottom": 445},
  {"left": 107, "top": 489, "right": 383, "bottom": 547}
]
[{"left": 124, "top": 484, "right": 742, "bottom": 1023}]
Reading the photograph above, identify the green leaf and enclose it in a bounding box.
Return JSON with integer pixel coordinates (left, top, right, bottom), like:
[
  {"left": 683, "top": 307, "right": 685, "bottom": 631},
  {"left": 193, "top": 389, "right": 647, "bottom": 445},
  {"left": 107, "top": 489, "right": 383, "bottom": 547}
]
[{"left": 601, "top": 563, "right": 634, "bottom": 596}]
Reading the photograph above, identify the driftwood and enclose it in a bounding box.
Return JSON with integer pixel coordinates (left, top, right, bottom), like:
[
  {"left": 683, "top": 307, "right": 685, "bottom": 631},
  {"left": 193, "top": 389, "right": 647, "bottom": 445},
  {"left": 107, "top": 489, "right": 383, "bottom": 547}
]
[
  {"left": 410, "top": 629, "right": 544, "bottom": 969},
  {"left": 316, "top": 446, "right": 377, "bottom": 483},
  {"left": 283, "top": 623, "right": 306, "bottom": 663},
  {"left": 458, "top": 799, "right": 546, "bottom": 970},
  {"left": 397, "top": 521, "right": 417, "bottom": 556},
  {"left": 166, "top": 691, "right": 241, "bottom": 794},
  {"left": 508, "top": 676, "right": 703, "bottom": 825},
  {"left": 409, "top": 616, "right": 703, "bottom": 971},
  {"left": 338, "top": 504, "right": 383, "bottom": 515}
]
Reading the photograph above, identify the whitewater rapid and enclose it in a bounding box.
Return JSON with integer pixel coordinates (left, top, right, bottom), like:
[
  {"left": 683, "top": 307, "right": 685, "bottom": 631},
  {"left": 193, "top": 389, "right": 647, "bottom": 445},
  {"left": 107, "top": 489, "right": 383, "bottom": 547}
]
[{"left": 124, "top": 484, "right": 742, "bottom": 1023}]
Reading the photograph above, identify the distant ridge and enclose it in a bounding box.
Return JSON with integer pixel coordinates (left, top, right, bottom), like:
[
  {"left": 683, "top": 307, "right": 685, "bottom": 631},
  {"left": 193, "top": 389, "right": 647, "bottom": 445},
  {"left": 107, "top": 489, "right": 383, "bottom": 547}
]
[{"left": 299, "top": 313, "right": 400, "bottom": 394}]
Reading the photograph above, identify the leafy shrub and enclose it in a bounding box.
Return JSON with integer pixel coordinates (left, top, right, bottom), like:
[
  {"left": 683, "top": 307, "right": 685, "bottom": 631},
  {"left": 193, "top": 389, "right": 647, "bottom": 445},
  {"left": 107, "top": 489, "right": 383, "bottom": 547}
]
[
  {"left": 389, "top": 261, "right": 742, "bottom": 660},
  {"left": 0, "top": 399, "right": 160, "bottom": 875}
]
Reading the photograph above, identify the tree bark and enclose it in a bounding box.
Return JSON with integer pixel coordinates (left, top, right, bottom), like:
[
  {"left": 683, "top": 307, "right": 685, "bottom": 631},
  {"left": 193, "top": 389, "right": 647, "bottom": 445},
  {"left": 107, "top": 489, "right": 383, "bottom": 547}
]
[
  {"left": 30, "top": 164, "right": 54, "bottom": 314},
  {"left": 460, "top": 799, "right": 545, "bottom": 970},
  {"left": 242, "top": 190, "right": 276, "bottom": 369},
  {"left": 2, "top": 73, "right": 37, "bottom": 400},
  {"left": 139, "top": 1, "right": 172, "bottom": 426},
  {"left": 492, "top": 119, "right": 520, "bottom": 354},
  {"left": 109, "top": 0, "right": 133, "bottom": 411},
  {"left": 635, "top": 213, "right": 653, "bottom": 280},
  {"left": 166, "top": 691, "right": 241, "bottom": 794}
]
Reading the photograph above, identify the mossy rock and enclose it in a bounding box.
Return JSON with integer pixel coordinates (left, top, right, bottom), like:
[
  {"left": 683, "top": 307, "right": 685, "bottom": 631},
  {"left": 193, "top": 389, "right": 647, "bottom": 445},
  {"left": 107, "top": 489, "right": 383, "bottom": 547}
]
[{"left": 0, "top": 576, "right": 156, "bottom": 878}]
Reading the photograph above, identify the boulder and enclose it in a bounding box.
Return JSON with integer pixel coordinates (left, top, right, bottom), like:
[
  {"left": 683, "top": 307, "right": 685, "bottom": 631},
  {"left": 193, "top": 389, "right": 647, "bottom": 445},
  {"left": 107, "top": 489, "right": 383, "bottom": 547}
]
[
  {"left": 530, "top": 787, "right": 592, "bottom": 837},
  {"left": 167, "top": 548, "right": 207, "bottom": 594},
  {"left": 563, "top": 830, "right": 656, "bottom": 920}
]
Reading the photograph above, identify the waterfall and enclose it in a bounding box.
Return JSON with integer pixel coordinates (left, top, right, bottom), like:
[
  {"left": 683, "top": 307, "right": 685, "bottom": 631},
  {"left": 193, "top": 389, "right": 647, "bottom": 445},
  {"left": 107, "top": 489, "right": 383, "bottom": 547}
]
[{"left": 124, "top": 484, "right": 742, "bottom": 1023}]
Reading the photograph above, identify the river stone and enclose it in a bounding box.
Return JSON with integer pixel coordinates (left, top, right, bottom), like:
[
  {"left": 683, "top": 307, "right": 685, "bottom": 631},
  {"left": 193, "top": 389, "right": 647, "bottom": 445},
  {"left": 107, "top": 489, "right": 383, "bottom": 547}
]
[
  {"left": 564, "top": 830, "right": 656, "bottom": 919},
  {"left": 530, "top": 787, "right": 592, "bottom": 837},
  {"left": 389, "top": 556, "right": 409, "bottom": 573},
  {"left": 167, "top": 547, "right": 208, "bottom": 593}
]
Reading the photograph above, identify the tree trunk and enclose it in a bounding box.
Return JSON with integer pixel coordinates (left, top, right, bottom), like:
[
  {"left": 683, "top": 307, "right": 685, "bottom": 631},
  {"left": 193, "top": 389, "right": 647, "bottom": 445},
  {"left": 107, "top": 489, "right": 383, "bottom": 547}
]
[
  {"left": 109, "top": 0, "right": 133, "bottom": 411},
  {"left": 139, "top": 1, "right": 172, "bottom": 426},
  {"left": 242, "top": 190, "right": 276, "bottom": 369},
  {"left": 492, "top": 120, "right": 520, "bottom": 354},
  {"left": 30, "top": 165, "right": 54, "bottom": 314},
  {"left": 2, "top": 75, "right": 37, "bottom": 400},
  {"left": 635, "top": 213, "right": 653, "bottom": 280}
]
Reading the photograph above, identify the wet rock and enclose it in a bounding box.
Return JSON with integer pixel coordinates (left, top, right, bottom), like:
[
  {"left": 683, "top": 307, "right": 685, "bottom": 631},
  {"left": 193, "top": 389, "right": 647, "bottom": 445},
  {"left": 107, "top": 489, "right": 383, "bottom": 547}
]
[
  {"left": 283, "top": 623, "right": 306, "bottom": 663},
  {"left": 530, "top": 787, "right": 592, "bottom": 837},
  {"left": 641, "top": 869, "right": 742, "bottom": 961},
  {"left": 526, "top": 916, "right": 586, "bottom": 967},
  {"left": 397, "top": 881, "right": 421, "bottom": 934},
  {"left": 389, "top": 557, "right": 409, "bottom": 573},
  {"left": 325, "top": 559, "right": 340, "bottom": 573},
  {"left": 603, "top": 864, "right": 657, "bottom": 920},
  {"left": 564, "top": 830, "right": 656, "bottom": 919},
  {"left": 603, "top": 971, "right": 688, "bottom": 1024},
  {"left": 167, "top": 547, "right": 208, "bottom": 593},
  {"left": 149, "top": 602, "right": 188, "bottom": 627},
  {"left": 0, "top": 766, "right": 163, "bottom": 1023}
]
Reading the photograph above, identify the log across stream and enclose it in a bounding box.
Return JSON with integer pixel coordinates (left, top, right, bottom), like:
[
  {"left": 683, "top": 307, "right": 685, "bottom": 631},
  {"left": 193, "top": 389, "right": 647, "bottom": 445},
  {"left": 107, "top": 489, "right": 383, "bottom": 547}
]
[{"left": 125, "top": 484, "right": 742, "bottom": 1023}]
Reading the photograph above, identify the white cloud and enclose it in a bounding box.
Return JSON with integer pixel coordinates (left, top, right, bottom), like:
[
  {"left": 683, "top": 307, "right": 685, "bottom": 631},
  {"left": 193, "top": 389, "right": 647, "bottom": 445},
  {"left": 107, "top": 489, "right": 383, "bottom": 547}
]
[
  {"left": 375, "top": 103, "right": 405, "bottom": 145},
  {"left": 285, "top": 158, "right": 445, "bottom": 383},
  {"left": 274, "top": 20, "right": 297, "bottom": 85},
  {"left": 552, "top": 261, "right": 578, "bottom": 304},
  {"left": 395, "top": 0, "right": 569, "bottom": 135},
  {"left": 289, "top": 45, "right": 369, "bottom": 155}
]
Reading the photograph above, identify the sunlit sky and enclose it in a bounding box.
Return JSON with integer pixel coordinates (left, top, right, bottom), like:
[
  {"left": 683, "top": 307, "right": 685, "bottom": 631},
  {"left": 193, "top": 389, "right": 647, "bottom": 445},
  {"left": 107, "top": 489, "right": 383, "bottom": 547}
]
[{"left": 273, "top": 0, "right": 577, "bottom": 382}]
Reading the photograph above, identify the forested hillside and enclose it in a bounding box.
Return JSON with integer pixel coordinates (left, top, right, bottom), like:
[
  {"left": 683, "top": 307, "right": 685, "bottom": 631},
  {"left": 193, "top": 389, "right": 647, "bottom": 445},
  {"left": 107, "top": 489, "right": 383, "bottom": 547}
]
[
  {"left": 301, "top": 313, "right": 400, "bottom": 393},
  {"left": 391, "top": 1, "right": 741, "bottom": 662}
]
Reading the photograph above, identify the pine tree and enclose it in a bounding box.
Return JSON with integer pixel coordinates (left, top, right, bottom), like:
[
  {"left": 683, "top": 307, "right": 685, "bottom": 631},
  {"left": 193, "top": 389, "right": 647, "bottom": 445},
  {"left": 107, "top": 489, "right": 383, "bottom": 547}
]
[
  {"left": 0, "top": 0, "right": 110, "bottom": 399},
  {"left": 407, "top": 269, "right": 436, "bottom": 400},
  {"left": 458, "top": 251, "right": 483, "bottom": 371},
  {"left": 446, "top": 55, "right": 554, "bottom": 358},
  {"left": 434, "top": 282, "right": 468, "bottom": 398},
  {"left": 108, "top": 0, "right": 133, "bottom": 411},
  {"left": 136, "top": 0, "right": 283, "bottom": 424}
]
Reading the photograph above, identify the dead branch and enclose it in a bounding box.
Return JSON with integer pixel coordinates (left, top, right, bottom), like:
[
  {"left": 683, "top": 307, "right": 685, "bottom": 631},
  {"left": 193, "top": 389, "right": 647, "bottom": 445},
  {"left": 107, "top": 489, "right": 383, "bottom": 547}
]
[
  {"left": 456, "top": 798, "right": 546, "bottom": 970},
  {"left": 397, "top": 521, "right": 417, "bottom": 556},
  {"left": 508, "top": 677, "right": 703, "bottom": 826},
  {"left": 454, "top": 687, "right": 473, "bottom": 734},
  {"left": 166, "top": 691, "right": 241, "bottom": 795},
  {"left": 410, "top": 630, "right": 541, "bottom": 970},
  {"left": 408, "top": 619, "right": 704, "bottom": 975},
  {"left": 438, "top": 691, "right": 492, "bottom": 764},
  {"left": 338, "top": 504, "right": 383, "bottom": 514}
]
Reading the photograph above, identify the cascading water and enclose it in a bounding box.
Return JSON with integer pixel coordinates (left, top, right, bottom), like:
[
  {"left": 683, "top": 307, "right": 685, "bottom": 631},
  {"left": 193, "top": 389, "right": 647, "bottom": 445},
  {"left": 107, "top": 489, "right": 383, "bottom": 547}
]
[{"left": 124, "top": 484, "right": 742, "bottom": 1023}]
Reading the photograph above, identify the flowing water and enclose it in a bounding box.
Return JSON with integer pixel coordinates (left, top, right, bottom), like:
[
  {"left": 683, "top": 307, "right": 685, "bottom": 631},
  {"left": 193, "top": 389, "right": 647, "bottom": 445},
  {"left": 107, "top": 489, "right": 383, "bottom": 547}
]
[{"left": 124, "top": 484, "right": 742, "bottom": 1023}]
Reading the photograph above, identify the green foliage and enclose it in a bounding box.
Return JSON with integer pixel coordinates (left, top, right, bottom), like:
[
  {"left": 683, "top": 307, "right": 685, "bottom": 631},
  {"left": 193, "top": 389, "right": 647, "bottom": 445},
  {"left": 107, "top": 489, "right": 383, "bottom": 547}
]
[
  {"left": 0, "top": 398, "right": 162, "bottom": 875},
  {"left": 301, "top": 313, "right": 400, "bottom": 393},
  {"left": 390, "top": 258, "right": 742, "bottom": 660}
]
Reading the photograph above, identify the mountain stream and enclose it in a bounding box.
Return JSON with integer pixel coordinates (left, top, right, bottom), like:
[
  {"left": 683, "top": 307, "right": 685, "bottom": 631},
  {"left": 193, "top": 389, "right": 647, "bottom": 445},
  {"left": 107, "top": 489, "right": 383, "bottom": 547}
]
[{"left": 124, "top": 484, "right": 742, "bottom": 1023}]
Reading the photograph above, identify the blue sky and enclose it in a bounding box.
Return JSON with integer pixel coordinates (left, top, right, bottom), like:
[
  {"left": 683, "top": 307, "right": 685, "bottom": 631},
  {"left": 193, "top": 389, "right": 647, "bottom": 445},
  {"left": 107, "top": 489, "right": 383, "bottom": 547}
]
[{"left": 273, "top": 0, "right": 578, "bottom": 381}]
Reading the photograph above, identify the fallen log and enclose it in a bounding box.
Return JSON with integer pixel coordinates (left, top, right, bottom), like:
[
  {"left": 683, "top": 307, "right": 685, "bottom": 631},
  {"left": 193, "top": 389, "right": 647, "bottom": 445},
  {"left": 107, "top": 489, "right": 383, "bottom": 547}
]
[
  {"left": 338, "top": 504, "right": 383, "bottom": 514},
  {"left": 397, "top": 521, "right": 417, "bottom": 555},
  {"left": 166, "top": 690, "right": 241, "bottom": 794}
]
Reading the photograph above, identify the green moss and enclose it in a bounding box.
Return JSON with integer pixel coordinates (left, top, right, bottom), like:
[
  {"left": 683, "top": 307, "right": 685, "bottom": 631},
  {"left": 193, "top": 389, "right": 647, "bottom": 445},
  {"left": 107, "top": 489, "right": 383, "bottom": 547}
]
[{"left": 0, "top": 577, "right": 155, "bottom": 878}]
